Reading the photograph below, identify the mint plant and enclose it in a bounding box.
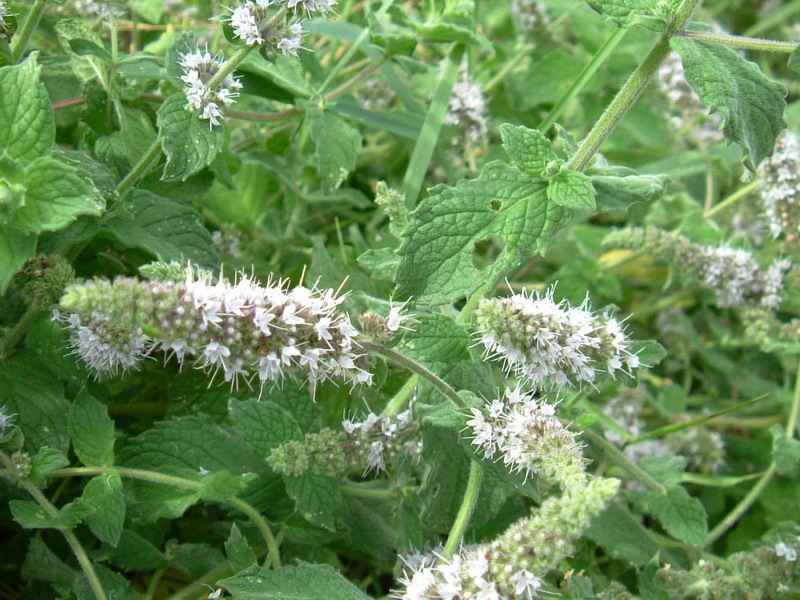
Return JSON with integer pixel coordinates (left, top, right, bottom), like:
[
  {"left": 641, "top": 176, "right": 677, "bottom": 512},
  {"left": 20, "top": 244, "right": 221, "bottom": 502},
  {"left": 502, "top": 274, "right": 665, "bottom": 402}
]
[{"left": 2, "top": 0, "right": 800, "bottom": 598}]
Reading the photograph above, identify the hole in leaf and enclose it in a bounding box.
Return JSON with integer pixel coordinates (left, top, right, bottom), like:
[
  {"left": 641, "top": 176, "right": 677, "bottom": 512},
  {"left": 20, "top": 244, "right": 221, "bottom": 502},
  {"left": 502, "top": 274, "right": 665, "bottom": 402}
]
[
  {"left": 489, "top": 198, "right": 503, "bottom": 212},
  {"left": 471, "top": 235, "right": 506, "bottom": 271}
]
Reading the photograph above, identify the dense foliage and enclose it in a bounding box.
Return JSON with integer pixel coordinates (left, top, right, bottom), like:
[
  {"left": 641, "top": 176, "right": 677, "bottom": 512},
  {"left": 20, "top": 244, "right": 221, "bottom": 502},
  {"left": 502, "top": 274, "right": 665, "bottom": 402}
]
[{"left": 2, "top": 0, "right": 800, "bottom": 598}]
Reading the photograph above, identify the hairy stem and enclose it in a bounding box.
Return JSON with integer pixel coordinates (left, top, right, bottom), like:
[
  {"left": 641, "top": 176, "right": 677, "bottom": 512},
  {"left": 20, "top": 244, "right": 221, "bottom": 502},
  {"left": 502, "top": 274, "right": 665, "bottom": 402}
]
[
  {"left": 567, "top": 0, "right": 701, "bottom": 171},
  {"left": 361, "top": 340, "right": 466, "bottom": 409},
  {"left": 166, "top": 561, "right": 233, "bottom": 600},
  {"left": 441, "top": 460, "right": 483, "bottom": 559},
  {"left": 0, "top": 452, "right": 107, "bottom": 600},
  {"left": 0, "top": 304, "right": 42, "bottom": 358},
  {"left": 10, "top": 0, "right": 47, "bottom": 63},
  {"left": 679, "top": 30, "right": 798, "bottom": 53},
  {"left": 114, "top": 138, "right": 162, "bottom": 197}
]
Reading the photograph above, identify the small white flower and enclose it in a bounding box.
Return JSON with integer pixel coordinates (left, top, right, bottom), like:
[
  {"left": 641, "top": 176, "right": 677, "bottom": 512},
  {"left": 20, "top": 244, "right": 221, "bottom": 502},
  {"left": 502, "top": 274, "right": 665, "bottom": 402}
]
[
  {"left": 277, "top": 22, "right": 304, "bottom": 57},
  {"left": 0, "top": 1, "right": 12, "bottom": 27},
  {"left": 0, "top": 405, "right": 17, "bottom": 435},
  {"left": 287, "top": 0, "right": 337, "bottom": 16},
  {"left": 178, "top": 46, "right": 241, "bottom": 127}
]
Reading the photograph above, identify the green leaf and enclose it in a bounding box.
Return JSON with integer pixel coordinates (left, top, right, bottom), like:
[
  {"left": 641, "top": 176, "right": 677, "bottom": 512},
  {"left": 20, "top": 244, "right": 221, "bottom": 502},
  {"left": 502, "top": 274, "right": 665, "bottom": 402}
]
[
  {"left": 646, "top": 484, "right": 708, "bottom": 546},
  {"left": 499, "top": 124, "right": 555, "bottom": 176},
  {"left": 585, "top": 502, "right": 661, "bottom": 565},
  {"left": 772, "top": 424, "right": 800, "bottom": 479},
  {"left": 219, "top": 563, "right": 373, "bottom": 600},
  {"left": 584, "top": 0, "right": 680, "bottom": 31},
  {"left": 401, "top": 313, "right": 472, "bottom": 363},
  {"left": 396, "top": 161, "right": 569, "bottom": 305},
  {"left": 547, "top": 169, "right": 596, "bottom": 211},
  {"left": 22, "top": 538, "right": 77, "bottom": 585},
  {"left": 229, "top": 399, "right": 304, "bottom": 456},
  {"left": 129, "top": 0, "right": 164, "bottom": 23},
  {"left": 670, "top": 35, "right": 786, "bottom": 172},
  {"left": 75, "top": 564, "right": 142, "bottom": 600},
  {"left": 0, "top": 353, "right": 69, "bottom": 454},
  {"left": 587, "top": 165, "right": 667, "bottom": 212},
  {"left": 157, "top": 93, "right": 224, "bottom": 181},
  {"left": 197, "top": 470, "right": 254, "bottom": 502},
  {"left": 81, "top": 470, "right": 125, "bottom": 546},
  {"left": 305, "top": 104, "right": 362, "bottom": 192},
  {"left": 283, "top": 472, "right": 343, "bottom": 531},
  {"left": 0, "top": 225, "right": 36, "bottom": 293},
  {"left": 10, "top": 498, "right": 94, "bottom": 530},
  {"left": 29, "top": 447, "right": 70, "bottom": 486},
  {"left": 13, "top": 157, "right": 103, "bottom": 233},
  {"left": 105, "top": 190, "right": 218, "bottom": 270},
  {"left": 639, "top": 455, "right": 686, "bottom": 486},
  {"left": 226, "top": 523, "right": 258, "bottom": 573},
  {"left": 107, "top": 531, "right": 169, "bottom": 571},
  {"left": 68, "top": 392, "right": 115, "bottom": 467},
  {"left": 789, "top": 45, "right": 800, "bottom": 72},
  {"left": 0, "top": 55, "right": 55, "bottom": 164}
]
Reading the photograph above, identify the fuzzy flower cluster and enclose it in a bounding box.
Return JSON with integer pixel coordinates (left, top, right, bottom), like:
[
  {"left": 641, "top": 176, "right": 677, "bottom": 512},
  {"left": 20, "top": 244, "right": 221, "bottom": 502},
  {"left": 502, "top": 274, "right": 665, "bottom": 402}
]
[
  {"left": 475, "top": 288, "right": 640, "bottom": 392},
  {"left": 179, "top": 47, "right": 242, "bottom": 127},
  {"left": 467, "top": 387, "right": 587, "bottom": 489},
  {"left": 395, "top": 477, "right": 620, "bottom": 600},
  {"left": 657, "top": 51, "right": 723, "bottom": 147},
  {"left": 444, "top": 66, "right": 489, "bottom": 142},
  {"left": 759, "top": 130, "right": 800, "bottom": 248},
  {"left": 55, "top": 269, "right": 371, "bottom": 390},
  {"left": 0, "top": 405, "right": 16, "bottom": 437},
  {"left": 71, "top": 0, "right": 125, "bottom": 19},
  {"left": 605, "top": 227, "right": 792, "bottom": 309},
  {"left": 228, "top": 0, "right": 331, "bottom": 55},
  {"left": 268, "top": 410, "right": 419, "bottom": 476}
]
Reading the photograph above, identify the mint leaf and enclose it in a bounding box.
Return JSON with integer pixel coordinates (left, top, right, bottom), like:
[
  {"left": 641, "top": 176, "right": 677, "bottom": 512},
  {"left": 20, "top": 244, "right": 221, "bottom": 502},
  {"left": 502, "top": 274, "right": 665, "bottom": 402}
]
[
  {"left": 396, "top": 161, "right": 568, "bottom": 305},
  {"left": 0, "top": 354, "right": 69, "bottom": 454},
  {"left": 283, "top": 472, "right": 343, "bottom": 531},
  {"left": 105, "top": 190, "right": 218, "bottom": 270},
  {"left": 22, "top": 538, "right": 77, "bottom": 584},
  {"left": 10, "top": 499, "right": 94, "bottom": 530},
  {"left": 547, "top": 169, "right": 596, "bottom": 210},
  {"left": 197, "top": 470, "right": 253, "bottom": 502},
  {"left": 29, "top": 447, "right": 70, "bottom": 486},
  {"left": 585, "top": 503, "right": 661, "bottom": 565},
  {"left": 640, "top": 455, "right": 687, "bottom": 486},
  {"left": 499, "top": 124, "right": 555, "bottom": 176},
  {"left": 789, "top": 45, "right": 800, "bottom": 72},
  {"left": 772, "top": 424, "right": 800, "bottom": 479},
  {"left": 646, "top": 484, "right": 708, "bottom": 546},
  {"left": 68, "top": 392, "right": 115, "bottom": 467},
  {"left": 305, "top": 104, "right": 362, "bottom": 192},
  {"left": 219, "top": 563, "right": 372, "bottom": 600},
  {"left": 0, "top": 225, "right": 36, "bottom": 293},
  {"left": 0, "top": 55, "right": 55, "bottom": 164},
  {"left": 81, "top": 470, "right": 125, "bottom": 546},
  {"left": 585, "top": 0, "right": 680, "bottom": 31},
  {"left": 226, "top": 523, "right": 257, "bottom": 573},
  {"left": 402, "top": 313, "right": 471, "bottom": 363},
  {"left": 588, "top": 170, "right": 667, "bottom": 212},
  {"left": 670, "top": 35, "right": 786, "bottom": 172},
  {"left": 13, "top": 157, "right": 103, "bottom": 233},
  {"left": 157, "top": 93, "right": 224, "bottom": 181},
  {"left": 229, "top": 399, "right": 304, "bottom": 456}
]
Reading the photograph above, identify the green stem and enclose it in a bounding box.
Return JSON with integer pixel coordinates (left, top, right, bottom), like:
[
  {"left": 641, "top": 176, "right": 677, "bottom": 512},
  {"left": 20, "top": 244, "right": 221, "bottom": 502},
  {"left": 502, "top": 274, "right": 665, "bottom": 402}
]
[
  {"left": 165, "top": 561, "right": 233, "bottom": 600},
  {"left": 9, "top": 0, "right": 48, "bottom": 63},
  {"left": 49, "top": 466, "right": 280, "bottom": 569},
  {"left": 704, "top": 179, "right": 762, "bottom": 219},
  {"left": 114, "top": 138, "right": 162, "bottom": 197},
  {"left": 538, "top": 27, "right": 627, "bottom": 134},
  {"left": 704, "top": 360, "right": 800, "bottom": 547},
  {"left": 0, "top": 304, "right": 42, "bottom": 358},
  {"left": 582, "top": 428, "right": 667, "bottom": 494},
  {"left": 703, "top": 462, "right": 777, "bottom": 547},
  {"left": 381, "top": 375, "right": 419, "bottom": 418},
  {"left": 484, "top": 43, "right": 534, "bottom": 92},
  {"left": 361, "top": 340, "right": 466, "bottom": 409},
  {"left": 143, "top": 569, "right": 166, "bottom": 600},
  {"left": 402, "top": 43, "right": 466, "bottom": 208},
  {"left": 207, "top": 45, "right": 253, "bottom": 90},
  {"left": 567, "top": 0, "right": 701, "bottom": 172},
  {"left": 679, "top": 30, "right": 798, "bottom": 53},
  {"left": 441, "top": 460, "right": 483, "bottom": 559},
  {"left": 0, "top": 453, "right": 107, "bottom": 600}
]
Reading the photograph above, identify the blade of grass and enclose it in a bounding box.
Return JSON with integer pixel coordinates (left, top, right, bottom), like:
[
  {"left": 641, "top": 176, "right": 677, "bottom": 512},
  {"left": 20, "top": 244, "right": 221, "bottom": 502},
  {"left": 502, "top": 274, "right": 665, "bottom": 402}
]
[{"left": 402, "top": 43, "right": 466, "bottom": 208}]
